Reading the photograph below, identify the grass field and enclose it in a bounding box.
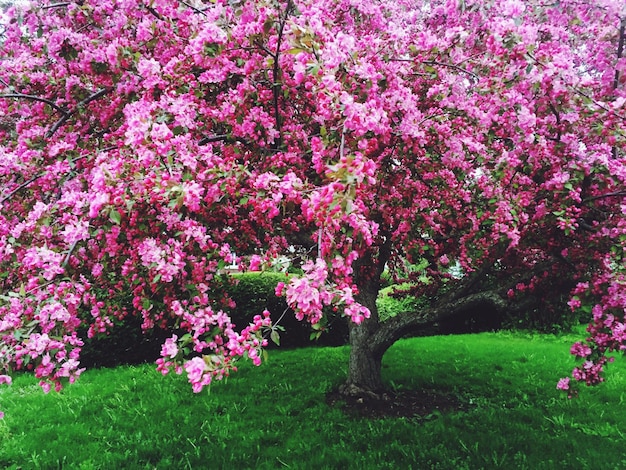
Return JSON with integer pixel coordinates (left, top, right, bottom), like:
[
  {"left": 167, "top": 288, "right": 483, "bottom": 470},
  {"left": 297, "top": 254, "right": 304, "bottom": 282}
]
[{"left": 1, "top": 328, "right": 625, "bottom": 469}]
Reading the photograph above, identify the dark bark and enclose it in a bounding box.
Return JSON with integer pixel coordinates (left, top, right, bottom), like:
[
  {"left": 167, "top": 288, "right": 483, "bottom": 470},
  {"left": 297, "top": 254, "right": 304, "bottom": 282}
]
[{"left": 340, "top": 287, "right": 385, "bottom": 397}]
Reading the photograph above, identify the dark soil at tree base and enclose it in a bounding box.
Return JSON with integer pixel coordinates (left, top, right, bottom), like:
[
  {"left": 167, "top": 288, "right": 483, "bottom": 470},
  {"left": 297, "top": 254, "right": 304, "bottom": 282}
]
[{"left": 326, "top": 388, "right": 471, "bottom": 420}]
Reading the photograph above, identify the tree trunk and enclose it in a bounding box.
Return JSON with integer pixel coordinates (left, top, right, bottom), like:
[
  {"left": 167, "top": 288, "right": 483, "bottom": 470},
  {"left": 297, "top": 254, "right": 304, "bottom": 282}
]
[
  {"left": 339, "top": 284, "right": 386, "bottom": 398},
  {"left": 340, "top": 322, "right": 384, "bottom": 397}
]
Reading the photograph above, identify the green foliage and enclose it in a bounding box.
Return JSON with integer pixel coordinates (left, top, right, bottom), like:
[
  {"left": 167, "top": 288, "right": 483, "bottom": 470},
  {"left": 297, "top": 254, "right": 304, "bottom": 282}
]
[
  {"left": 377, "top": 284, "right": 428, "bottom": 322},
  {"left": 1, "top": 332, "right": 625, "bottom": 468},
  {"left": 78, "top": 315, "right": 170, "bottom": 369},
  {"left": 501, "top": 303, "right": 588, "bottom": 335}
]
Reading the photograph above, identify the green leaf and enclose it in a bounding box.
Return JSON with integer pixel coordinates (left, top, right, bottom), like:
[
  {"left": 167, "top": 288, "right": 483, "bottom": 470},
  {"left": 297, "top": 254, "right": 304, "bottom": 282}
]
[
  {"left": 310, "top": 331, "right": 322, "bottom": 341},
  {"left": 263, "top": 19, "right": 274, "bottom": 35},
  {"left": 109, "top": 209, "right": 122, "bottom": 225},
  {"left": 270, "top": 329, "right": 281, "bottom": 346}
]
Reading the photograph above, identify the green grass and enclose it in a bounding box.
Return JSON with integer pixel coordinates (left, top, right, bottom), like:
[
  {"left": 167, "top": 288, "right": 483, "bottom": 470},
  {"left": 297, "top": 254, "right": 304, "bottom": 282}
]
[{"left": 1, "top": 329, "right": 626, "bottom": 469}]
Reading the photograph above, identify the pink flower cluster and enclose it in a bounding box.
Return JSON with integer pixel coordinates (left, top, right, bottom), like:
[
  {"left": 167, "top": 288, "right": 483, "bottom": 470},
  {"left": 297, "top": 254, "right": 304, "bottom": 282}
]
[
  {"left": 280, "top": 258, "right": 370, "bottom": 325},
  {"left": 156, "top": 307, "right": 271, "bottom": 393}
]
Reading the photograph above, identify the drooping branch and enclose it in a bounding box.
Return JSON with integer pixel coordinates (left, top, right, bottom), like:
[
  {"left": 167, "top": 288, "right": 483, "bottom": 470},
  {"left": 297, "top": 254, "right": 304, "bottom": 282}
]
[
  {"left": 368, "top": 253, "right": 563, "bottom": 358},
  {"left": 0, "top": 88, "right": 110, "bottom": 139},
  {"left": 0, "top": 93, "right": 69, "bottom": 116},
  {"left": 370, "top": 290, "right": 508, "bottom": 356}
]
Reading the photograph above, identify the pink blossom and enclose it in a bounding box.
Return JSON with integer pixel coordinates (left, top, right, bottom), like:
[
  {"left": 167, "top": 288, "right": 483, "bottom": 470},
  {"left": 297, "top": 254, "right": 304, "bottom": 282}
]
[
  {"left": 184, "top": 357, "right": 210, "bottom": 393},
  {"left": 556, "top": 377, "right": 570, "bottom": 391},
  {"left": 248, "top": 255, "right": 262, "bottom": 271},
  {"left": 161, "top": 335, "right": 179, "bottom": 359}
]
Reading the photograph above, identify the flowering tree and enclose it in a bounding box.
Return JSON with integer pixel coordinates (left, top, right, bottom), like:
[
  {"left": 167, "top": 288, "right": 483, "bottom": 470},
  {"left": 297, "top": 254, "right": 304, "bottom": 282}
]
[{"left": 0, "top": 0, "right": 625, "bottom": 414}]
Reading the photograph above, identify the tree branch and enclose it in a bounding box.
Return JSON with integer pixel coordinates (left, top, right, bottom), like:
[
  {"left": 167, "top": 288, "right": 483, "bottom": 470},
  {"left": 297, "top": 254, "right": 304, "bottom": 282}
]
[
  {"left": 370, "top": 289, "right": 513, "bottom": 357},
  {"left": 0, "top": 93, "right": 68, "bottom": 116},
  {"left": 180, "top": 0, "right": 207, "bottom": 16},
  {"left": 583, "top": 190, "right": 626, "bottom": 203},
  {"left": 613, "top": 17, "right": 625, "bottom": 91},
  {"left": 41, "top": 2, "right": 71, "bottom": 9},
  {"left": 270, "top": 0, "right": 293, "bottom": 150},
  {"left": 47, "top": 88, "right": 111, "bottom": 138}
]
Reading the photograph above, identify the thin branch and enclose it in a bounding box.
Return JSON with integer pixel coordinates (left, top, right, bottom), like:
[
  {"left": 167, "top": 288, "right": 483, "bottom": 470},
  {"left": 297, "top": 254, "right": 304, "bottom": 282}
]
[
  {"left": 77, "top": 87, "right": 110, "bottom": 108},
  {"left": 62, "top": 240, "right": 80, "bottom": 268},
  {"left": 41, "top": 2, "right": 71, "bottom": 9},
  {"left": 145, "top": 5, "right": 164, "bottom": 21},
  {"left": 583, "top": 190, "right": 626, "bottom": 203},
  {"left": 180, "top": 0, "right": 207, "bottom": 15},
  {"left": 0, "top": 174, "right": 45, "bottom": 205},
  {"left": 270, "top": 0, "right": 294, "bottom": 150},
  {"left": 199, "top": 134, "right": 229, "bottom": 145},
  {"left": 548, "top": 101, "right": 562, "bottom": 142},
  {"left": 0, "top": 155, "right": 87, "bottom": 205},
  {"left": 613, "top": 17, "right": 626, "bottom": 91},
  {"left": 423, "top": 60, "right": 479, "bottom": 80},
  {"left": 0, "top": 93, "right": 68, "bottom": 116}
]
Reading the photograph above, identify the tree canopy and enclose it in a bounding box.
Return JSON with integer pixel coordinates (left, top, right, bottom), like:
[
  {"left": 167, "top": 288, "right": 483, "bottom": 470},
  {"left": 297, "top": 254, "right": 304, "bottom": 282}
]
[{"left": 1, "top": 0, "right": 625, "bottom": 414}]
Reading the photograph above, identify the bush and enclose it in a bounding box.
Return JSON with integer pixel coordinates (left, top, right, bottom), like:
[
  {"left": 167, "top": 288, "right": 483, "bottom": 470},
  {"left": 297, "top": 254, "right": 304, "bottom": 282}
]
[
  {"left": 225, "top": 272, "right": 348, "bottom": 349},
  {"left": 79, "top": 272, "right": 349, "bottom": 368},
  {"left": 79, "top": 316, "right": 170, "bottom": 369},
  {"left": 377, "top": 284, "right": 427, "bottom": 323}
]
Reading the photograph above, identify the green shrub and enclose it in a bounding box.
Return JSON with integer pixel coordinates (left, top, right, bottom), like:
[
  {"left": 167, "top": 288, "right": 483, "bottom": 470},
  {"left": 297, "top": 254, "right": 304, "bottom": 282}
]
[
  {"left": 79, "top": 272, "right": 349, "bottom": 368},
  {"left": 377, "top": 284, "right": 427, "bottom": 322},
  {"left": 225, "top": 272, "right": 348, "bottom": 349},
  {"left": 79, "top": 315, "right": 170, "bottom": 369}
]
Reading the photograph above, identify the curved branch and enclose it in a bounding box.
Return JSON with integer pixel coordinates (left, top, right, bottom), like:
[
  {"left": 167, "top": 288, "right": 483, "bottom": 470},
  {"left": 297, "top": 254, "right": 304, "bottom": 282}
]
[
  {"left": 0, "top": 155, "right": 87, "bottom": 204},
  {"left": 370, "top": 289, "right": 529, "bottom": 358},
  {"left": 0, "top": 93, "right": 68, "bottom": 116},
  {"left": 0, "top": 88, "right": 111, "bottom": 139}
]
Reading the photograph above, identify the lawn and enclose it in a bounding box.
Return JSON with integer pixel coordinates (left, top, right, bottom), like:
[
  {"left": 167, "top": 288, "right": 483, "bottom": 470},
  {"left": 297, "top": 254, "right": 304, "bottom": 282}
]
[{"left": 1, "top": 329, "right": 625, "bottom": 469}]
